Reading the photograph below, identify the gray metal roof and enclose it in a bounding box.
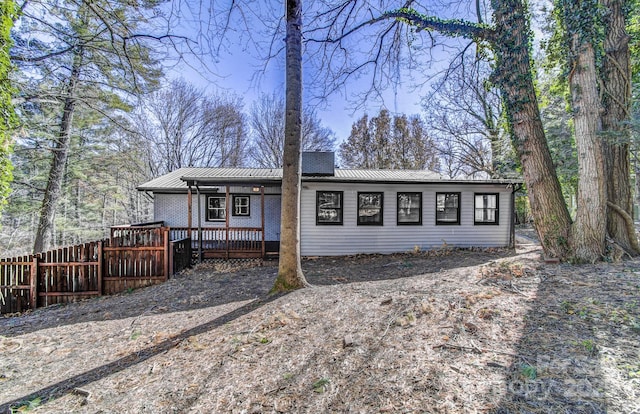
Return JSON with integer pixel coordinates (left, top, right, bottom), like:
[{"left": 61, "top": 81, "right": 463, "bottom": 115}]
[
  {"left": 137, "top": 167, "right": 282, "bottom": 191},
  {"left": 332, "top": 169, "right": 443, "bottom": 181},
  {"left": 137, "top": 167, "right": 521, "bottom": 192}
]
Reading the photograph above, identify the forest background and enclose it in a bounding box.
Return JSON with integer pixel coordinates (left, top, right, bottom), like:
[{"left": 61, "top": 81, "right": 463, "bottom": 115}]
[{"left": 0, "top": 0, "right": 638, "bottom": 260}]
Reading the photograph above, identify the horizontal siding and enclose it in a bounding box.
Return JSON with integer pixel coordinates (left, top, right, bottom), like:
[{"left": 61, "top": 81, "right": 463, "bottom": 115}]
[{"left": 300, "top": 182, "right": 513, "bottom": 256}]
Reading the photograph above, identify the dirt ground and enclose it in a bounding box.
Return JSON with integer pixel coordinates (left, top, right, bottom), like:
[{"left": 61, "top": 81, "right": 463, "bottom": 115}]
[{"left": 1, "top": 231, "right": 639, "bottom": 413}]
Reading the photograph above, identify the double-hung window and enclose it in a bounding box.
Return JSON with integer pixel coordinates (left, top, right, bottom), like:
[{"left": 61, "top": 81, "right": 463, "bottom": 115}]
[
  {"left": 358, "top": 192, "right": 383, "bottom": 225},
  {"left": 233, "top": 195, "right": 250, "bottom": 216},
  {"left": 436, "top": 192, "right": 460, "bottom": 225},
  {"left": 397, "top": 192, "right": 422, "bottom": 225},
  {"left": 206, "top": 196, "right": 226, "bottom": 221},
  {"left": 316, "top": 191, "right": 343, "bottom": 225},
  {"left": 474, "top": 193, "right": 499, "bottom": 224}
]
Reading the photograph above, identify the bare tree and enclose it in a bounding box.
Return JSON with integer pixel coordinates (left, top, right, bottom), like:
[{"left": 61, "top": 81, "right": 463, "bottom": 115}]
[
  {"left": 273, "top": 0, "right": 309, "bottom": 291},
  {"left": 423, "top": 55, "right": 513, "bottom": 178},
  {"left": 0, "top": 0, "right": 17, "bottom": 211},
  {"left": 131, "top": 79, "right": 249, "bottom": 175},
  {"left": 249, "top": 92, "right": 336, "bottom": 168}
]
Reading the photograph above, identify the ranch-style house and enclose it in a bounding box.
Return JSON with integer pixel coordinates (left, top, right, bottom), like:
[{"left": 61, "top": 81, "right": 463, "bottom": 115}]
[{"left": 137, "top": 152, "right": 522, "bottom": 260}]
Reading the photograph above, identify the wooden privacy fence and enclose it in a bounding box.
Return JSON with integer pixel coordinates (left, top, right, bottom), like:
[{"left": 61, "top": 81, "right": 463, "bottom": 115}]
[{"left": 0, "top": 226, "right": 191, "bottom": 315}]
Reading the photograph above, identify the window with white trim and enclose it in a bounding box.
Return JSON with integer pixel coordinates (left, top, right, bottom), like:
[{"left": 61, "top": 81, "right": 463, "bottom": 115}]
[
  {"left": 233, "top": 195, "right": 250, "bottom": 216},
  {"left": 206, "top": 196, "right": 226, "bottom": 221}
]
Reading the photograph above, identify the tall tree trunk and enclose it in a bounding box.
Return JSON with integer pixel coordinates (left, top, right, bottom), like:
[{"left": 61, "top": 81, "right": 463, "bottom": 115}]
[
  {"left": 33, "top": 48, "right": 83, "bottom": 253},
  {"left": 273, "top": 0, "right": 308, "bottom": 291},
  {"left": 0, "top": 0, "right": 17, "bottom": 209},
  {"left": 568, "top": 38, "right": 607, "bottom": 262},
  {"left": 491, "top": 0, "right": 572, "bottom": 259},
  {"left": 600, "top": 0, "right": 638, "bottom": 254}
]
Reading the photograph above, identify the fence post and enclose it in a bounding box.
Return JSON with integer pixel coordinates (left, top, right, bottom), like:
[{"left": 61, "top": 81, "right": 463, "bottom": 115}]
[
  {"left": 164, "top": 228, "right": 170, "bottom": 281},
  {"left": 30, "top": 256, "right": 38, "bottom": 310},
  {"left": 97, "top": 240, "right": 103, "bottom": 295}
]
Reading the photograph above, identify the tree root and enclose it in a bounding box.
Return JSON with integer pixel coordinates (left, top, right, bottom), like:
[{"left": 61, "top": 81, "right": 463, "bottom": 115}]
[{"left": 606, "top": 201, "right": 640, "bottom": 256}]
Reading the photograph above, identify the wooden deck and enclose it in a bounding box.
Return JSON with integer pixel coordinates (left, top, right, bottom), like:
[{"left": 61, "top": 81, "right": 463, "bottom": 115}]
[{"left": 169, "top": 227, "right": 276, "bottom": 259}]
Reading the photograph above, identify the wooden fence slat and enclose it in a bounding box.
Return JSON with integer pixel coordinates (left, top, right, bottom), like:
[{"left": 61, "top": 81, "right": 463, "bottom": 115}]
[
  {"left": 2, "top": 225, "right": 264, "bottom": 314},
  {"left": 97, "top": 240, "right": 103, "bottom": 296},
  {"left": 164, "top": 229, "right": 170, "bottom": 281},
  {"left": 39, "top": 291, "right": 100, "bottom": 297},
  {"left": 30, "top": 256, "right": 37, "bottom": 310}
]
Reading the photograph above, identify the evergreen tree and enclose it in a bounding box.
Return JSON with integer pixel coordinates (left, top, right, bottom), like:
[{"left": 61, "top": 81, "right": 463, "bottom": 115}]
[
  {"left": 0, "top": 0, "right": 17, "bottom": 211},
  {"left": 11, "top": 0, "right": 164, "bottom": 253},
  {"left": 339, "top": 109, "right": 439, "bottom": 170}
]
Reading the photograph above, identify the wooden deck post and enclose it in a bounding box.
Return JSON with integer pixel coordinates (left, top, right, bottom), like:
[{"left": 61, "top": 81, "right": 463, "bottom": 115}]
[
  {"left": 164, "top": 228, "right": 170, "bottom": 281},
  {"left": 225, "top": 185, "right": 230, "bottom": 260},
  {"left": 30, "top": 256, "right": 38, "bottom": 310},
  {"left": 187, "top": 185, "right": 193, "bottom": 239},
  {"left": 197, "top": 185, "right": 202, "bottom": 263},
  {"left": 261, "top": 186, "right": 266, "bottom": 258}
]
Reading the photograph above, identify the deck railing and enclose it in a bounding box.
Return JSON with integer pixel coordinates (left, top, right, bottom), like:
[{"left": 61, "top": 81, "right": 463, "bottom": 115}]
[{"left": 169, "top": 227, "right": 264, "bottom": 259}]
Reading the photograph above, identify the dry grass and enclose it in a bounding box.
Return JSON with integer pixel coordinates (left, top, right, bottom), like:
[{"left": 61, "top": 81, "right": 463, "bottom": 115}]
[{"left": 1, "top": 241, "right": 639, "bottom": 413}]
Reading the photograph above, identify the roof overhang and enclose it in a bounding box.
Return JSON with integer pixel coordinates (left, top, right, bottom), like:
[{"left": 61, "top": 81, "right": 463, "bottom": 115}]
[
  {"left": 301, "top": 177, "right": 523, "bottom": 186},
  {"left": 180, "top": 176, "right": 283, "bottom": 187}
]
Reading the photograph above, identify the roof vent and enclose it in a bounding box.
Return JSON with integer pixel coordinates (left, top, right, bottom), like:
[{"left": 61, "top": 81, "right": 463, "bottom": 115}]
[{"left": 302, "top": 151, "right": 335, "bottom": 176}]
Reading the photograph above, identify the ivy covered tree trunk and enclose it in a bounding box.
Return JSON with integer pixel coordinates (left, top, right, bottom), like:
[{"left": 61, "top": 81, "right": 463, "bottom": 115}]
[
  {"left": 491, "top": 0, "right": 572, "bottom": 259},
  {"left": 33, "top": 48, "right": 83, "bottom": 253},
  {"left": 273, "top": 0, "right": 308, "bottom": 291},
  {"left": 600, "top": 0, "right": 639, "bottom": 254},
  {"left": 567, "top": 37, "right": 607, "bottom": 262}
]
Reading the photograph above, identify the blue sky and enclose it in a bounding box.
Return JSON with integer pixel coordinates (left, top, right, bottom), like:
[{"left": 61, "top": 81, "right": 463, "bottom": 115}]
[
  {"left": 176, "top": 46, "right": 425, "bottom": 145},
  {"left": 165, "top": 1, "right": 443, "bottom": 146}
]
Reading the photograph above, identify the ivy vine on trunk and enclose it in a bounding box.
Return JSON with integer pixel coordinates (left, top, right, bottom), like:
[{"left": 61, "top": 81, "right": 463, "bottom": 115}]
[{"left": 387, "top": 1, "right": 573, "bottom": 260}]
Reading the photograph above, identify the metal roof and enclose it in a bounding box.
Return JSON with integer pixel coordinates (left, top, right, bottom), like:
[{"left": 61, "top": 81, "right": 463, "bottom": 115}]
[
  {"left": 332, "top": 169, "right": 443, "bottom": 181},
  {"left": 136, "top": 167, "right": 282, "bottom": 191},
  {"left": 137, "top": 167, "right": 521, "bottom": 192}
]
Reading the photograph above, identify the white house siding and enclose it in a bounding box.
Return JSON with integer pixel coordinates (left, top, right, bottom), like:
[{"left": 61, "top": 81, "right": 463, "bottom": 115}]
[{"left": 300, "top": 182, "right": 513, "bottom": 256}]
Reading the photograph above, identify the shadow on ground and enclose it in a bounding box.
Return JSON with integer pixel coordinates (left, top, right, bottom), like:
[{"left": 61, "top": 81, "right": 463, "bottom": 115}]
[
  {"left": 0, "top": 293, "right": 286, "bottom": 413},
  {"left": 1, "top": 247, "right": 516, "bottom": 337},
  {"left": 489, "top": 260, "right": 640, "bottom": 413}
]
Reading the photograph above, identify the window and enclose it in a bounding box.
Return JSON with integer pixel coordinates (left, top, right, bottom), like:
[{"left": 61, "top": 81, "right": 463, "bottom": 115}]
[
  {"left": 358, "top": 192, "right": 384, "bottom": 225},
  {"left": 233, "top": 195, "right": 250, "bottom": 216},
  {"left": 475, "top": 193, "right": 499, "bottom": 224},
  {"left": 436, "top": 192, "right": 460, "bottom": 225},
  {"left": 207, "top": 196, "right": 226, "bottom": 221},
  {"left": 397, "top": 192, "right": 422, "bottom": 225},
  {"left": 316, "top": 191, "right": 343, "bottom": 225}
]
